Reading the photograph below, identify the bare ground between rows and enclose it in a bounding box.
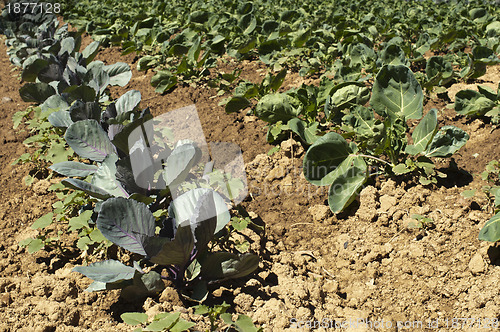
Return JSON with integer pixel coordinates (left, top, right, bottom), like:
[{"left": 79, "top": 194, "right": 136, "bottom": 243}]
[{"left": 0, "top": 30, "right": 500, "bottom": 331}]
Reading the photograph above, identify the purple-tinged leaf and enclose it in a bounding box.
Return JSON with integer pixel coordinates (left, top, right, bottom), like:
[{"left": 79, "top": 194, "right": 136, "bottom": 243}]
[
  {"left": 149, "top": 225, "right": 194, "bottom": 266},
  {"left": 65, "top": 119, "right": 115, "bottom": 161},
  {"left": 91, "top": 154, "right": 130, "bottom": 198},
  {"left": 50, "top": 161, "right": 98, "bottom": 177},
  {"left": 97, "top": 197, "right": 155, "bottom": 256},
  {"left": 201, "top": 253, "right": 259, "bottom": 280},
  {"left": 169, "top": 188, "right": 230, "bottom": 234},
  {"left": 73, "top": 259, "right": 137, "bottom": 283},
  {"left": 62, "top": 178, "right": 112, "bottom": 200}
]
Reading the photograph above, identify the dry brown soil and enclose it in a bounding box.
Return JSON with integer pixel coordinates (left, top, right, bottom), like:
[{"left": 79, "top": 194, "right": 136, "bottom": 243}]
[{"left": 1, "top": 29, "right": 500, "bottom": 332}]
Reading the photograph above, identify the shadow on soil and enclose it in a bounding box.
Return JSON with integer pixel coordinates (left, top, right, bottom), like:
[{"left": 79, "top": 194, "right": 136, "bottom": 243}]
[{"left": 487, "top": 245, "right": 500, "bottom": 266}]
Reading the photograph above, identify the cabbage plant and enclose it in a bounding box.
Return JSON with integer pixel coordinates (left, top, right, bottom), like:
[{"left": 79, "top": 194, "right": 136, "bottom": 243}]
[
  {"left": 303, "top": 65, "right": 469, "bottom": 213},
  {"left": 54, "top": 102, "right": 257, "bottom": 301},
  {"left": 74, "top": 188, "right": 258, "bottom": 302}
]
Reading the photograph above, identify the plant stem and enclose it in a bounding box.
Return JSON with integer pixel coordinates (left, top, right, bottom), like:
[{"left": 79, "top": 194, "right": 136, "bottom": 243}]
[{"left": 355, "top": 154, "right": 393, "bottom": 166}]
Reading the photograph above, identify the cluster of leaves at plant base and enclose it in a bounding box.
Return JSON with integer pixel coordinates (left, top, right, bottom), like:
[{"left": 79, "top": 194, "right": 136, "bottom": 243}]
[
  {"left": 310, "top": 65, "right": 469, "bottom": 213},
  {"left": 71, "top": 185, "right": 259, "bottom": 302},
  {"left": 57, "top": 0, "right": 500, "bottom": 91},
  {"left": 248, "top": 64, "right": 469, "bottom": 213},
  {"left": 121, "top": 311, "right": 195, "bottom": 332},
  {"left": 12, "top": 106, "right": 73, "bottom": 185},
  {"left": 121, "top": 303, "right": 261, "bottom": 332},
  {"left": 221, "top": 68, "right": 287, "bottom": 114},
  {"left": 454, "top": 83, "right": 500, "bottom": 125}
]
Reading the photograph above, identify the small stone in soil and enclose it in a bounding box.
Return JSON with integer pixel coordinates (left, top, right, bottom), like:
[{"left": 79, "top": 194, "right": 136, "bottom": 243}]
[
  {"left": 469, "top": 253, "right": 486, "bottom": 274},
  {"left": 0, "top": 293, "right": 11, "bottom": 307}
]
